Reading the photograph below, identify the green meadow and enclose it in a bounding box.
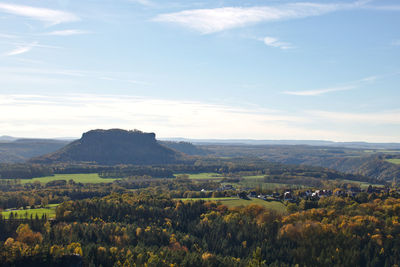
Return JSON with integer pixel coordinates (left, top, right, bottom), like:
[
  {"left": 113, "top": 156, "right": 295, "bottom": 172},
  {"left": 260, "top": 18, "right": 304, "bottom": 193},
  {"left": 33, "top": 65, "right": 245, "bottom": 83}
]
[
  {"left": 180, "top": 173, "right": 223, "bottom": 180},
  {"left": 1, "top": 204, "right": 58, "bottom": 219},
  {"left": 181, "top": 172, "right": 304, "bottom": 190},
  {"left": 339, "top": 179, "right": 384, "bottom": 189},
  {"left": 242, "top": 175, "right": 265, "bottom": 179},
  {"left": 386, "top": 159, "right": 400, "bottom": 165},
  {"left": 18, "top": 173, "right": 119, "bottom": 184}
]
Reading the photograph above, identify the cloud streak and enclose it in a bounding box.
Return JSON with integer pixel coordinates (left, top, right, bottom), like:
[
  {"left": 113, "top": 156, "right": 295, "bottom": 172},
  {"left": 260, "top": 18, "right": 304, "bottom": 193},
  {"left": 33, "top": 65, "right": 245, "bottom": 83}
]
[
  {"left": 283, "top": 75, "right": 378, "bottom": 96},
  {"left": 0, "top": 33, "right": 18, "bottom": 39},
  {"left": 263, "top": 36, "right": 294, "bottom": 49},
  {"left": 4, "top": 42, "right": 38, "bottom": 56},
  {"left": 284, "top": 85, "right": 356, "bottom": 96},
  {"left": 128, "top": 0, "right": 155, "bottom": 7},
  {"left": 0, "top": 3, "right": 79, "bottom": 25},
  {"left": 44, "top": 29, "right": 89, "bottom": 36},
  {"left": 154, "top": 1, "right": 370, "bottom": 34}
]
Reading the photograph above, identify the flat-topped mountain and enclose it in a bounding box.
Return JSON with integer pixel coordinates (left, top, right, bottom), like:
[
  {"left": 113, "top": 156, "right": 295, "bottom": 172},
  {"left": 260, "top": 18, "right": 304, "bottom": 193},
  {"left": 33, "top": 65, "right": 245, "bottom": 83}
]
[{"left": 30, "top": 129, "right": 185, "bottom": 165}]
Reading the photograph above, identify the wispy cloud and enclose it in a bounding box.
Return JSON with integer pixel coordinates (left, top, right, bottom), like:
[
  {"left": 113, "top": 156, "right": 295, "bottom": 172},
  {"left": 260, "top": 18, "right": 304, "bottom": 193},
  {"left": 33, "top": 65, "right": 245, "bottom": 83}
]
[
  {"left": 6, "top": 42, "right": 62, "bottom": 49},
  {"left": 263, "top": 36, "right": 294, "bottom": 49},
  {"left": 284, "top": 85, "right": 356, "bottom": 96},
  {"left": 128, "top": 0, "right": 155, "bottom": 7},
  {"left": 44, "top": 29, "right": 89, "bottom": 36},
  {"left": 4, "top": 42, "right": 38, "bottom": 56},
  {"left": 154, "top": 1, "right": 370, "bottom": 34},
  {"left": 283, "top": 75, "right": 378, "bottom": 96},
  {"left": 0, "top": 3, "right": 79, "bottom": 25},
  {"left": 0, "top": 67, "right": 149, "bottom": 86},
  {"left": 0, "top": 33, "right": 18, "bottom": 39},
  {"left": 99, "top": 76, "right": 151, "bottom": 85}
]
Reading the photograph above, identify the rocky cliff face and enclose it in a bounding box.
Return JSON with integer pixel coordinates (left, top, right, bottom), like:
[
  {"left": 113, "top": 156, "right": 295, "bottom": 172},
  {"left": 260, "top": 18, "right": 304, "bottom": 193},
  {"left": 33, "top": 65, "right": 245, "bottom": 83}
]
[{"left": 30, "top": 129, "right": 184, "bottom": 165}]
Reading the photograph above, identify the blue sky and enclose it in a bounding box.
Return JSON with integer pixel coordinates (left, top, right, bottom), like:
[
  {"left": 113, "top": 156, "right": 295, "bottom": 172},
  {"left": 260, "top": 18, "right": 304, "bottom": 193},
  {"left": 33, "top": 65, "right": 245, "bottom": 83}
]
[{"left": 0, "top": 0, "right": 399, "bottom": 141}]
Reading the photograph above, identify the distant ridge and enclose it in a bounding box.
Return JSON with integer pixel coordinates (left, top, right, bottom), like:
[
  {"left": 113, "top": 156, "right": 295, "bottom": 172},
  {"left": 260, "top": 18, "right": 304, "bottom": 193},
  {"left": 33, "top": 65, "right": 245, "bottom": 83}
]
[
  {"left": 0, "top": 136, "right": 17, "bottom": 142},
  {"left": 160, "top": 141, "right": 208, "bottom": 156},
  {"left": 30, "top": 129, "right": 185, "bottom": 165},
  {"left": 0, "top": 139, "right": 69, "bottom": 163},
  {"left": 160, "top": 138, "right": 400, "bottom": 150}
]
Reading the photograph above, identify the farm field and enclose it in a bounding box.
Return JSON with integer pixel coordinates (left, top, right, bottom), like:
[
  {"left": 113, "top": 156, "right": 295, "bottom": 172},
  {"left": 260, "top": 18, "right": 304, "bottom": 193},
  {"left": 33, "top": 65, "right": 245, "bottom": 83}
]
[
  {"left": 1, "top": 204, "right": 58, "bottom": 219},
  {"left": 176, "top": 197, "right": 287, "bottom": 215},
  {"left": 339, "top": 179, "right": 384, "bottom": 189},
  {"left": 238, "top": 179, "right": 303, "bottom": 190},
  {"left": 183, "top": 173, "right": 306, "bottom": 190},
  {"left": 181, "top": 173, "right": 222, "bottom": 180},
  {"left": 18, "top": 173, "right": 119, "bottom": 184},
  {"left": 387, "top": 159, "right": 400, "bottom": 165},
  {"left": 242, "top": 175, "right": 265, "bottom": 179}
]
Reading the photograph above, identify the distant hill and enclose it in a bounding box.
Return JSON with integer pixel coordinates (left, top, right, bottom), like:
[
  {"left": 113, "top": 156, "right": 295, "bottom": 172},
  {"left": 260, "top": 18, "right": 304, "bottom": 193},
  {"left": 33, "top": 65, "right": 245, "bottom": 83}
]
[
  {"left": 0, "top": 139, "right": 69, "bottom": 163},
  {"left": 161, "top": 138, "right": 400, "bottom": 150},
  {"left": 30, "top": 129, "right": 186, "bottom": 165},
  {"left": 0, "top": 136, "right": 18, "bottom": 142},
  {"left": 203, "top": 144, "right": 400, "bottom": 182},
  {"left": 160, "top": 141, "right": 208, "bottom": 156}
]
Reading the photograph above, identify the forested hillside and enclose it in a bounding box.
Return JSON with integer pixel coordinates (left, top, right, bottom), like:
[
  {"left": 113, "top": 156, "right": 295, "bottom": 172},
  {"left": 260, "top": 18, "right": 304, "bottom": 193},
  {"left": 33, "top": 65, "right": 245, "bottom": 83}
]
[
  {"left": 160, "top": 141, "right": 208, "bottom": 156},
  {"left": 2, "top": 191, "right": 400, "bottom": 266},
  {"left": 0, "top": 139, "right": 69, "bottom": 163},
  {"left": 204, "top": 145, "right": 400, "bottom": 182}
]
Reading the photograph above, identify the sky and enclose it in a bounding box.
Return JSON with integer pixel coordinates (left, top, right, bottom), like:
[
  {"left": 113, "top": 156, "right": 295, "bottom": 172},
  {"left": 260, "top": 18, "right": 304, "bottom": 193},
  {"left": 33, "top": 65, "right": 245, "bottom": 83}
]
[{"left": 0, "top": 0, "right": 399, "bottom": 142}]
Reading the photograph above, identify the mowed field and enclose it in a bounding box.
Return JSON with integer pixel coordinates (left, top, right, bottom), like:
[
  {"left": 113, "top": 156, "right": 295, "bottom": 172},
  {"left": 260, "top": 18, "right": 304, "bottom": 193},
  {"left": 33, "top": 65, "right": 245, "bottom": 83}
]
[
  {"left": 239, "top": 179, "right": 302, "bottom": 190},
  {"left": 1, "top": 204, "right": 58, "bottom": 219},
  {"left": 387, "top": 159, "right": 400, "bottom": 165},
  {"left": 182, "top": 173, "right": 223, "bottom": 180},
  {"left": 184, "top": 173, "right": 265, "bottom": 180},
  {"left": 340, "top": 179, "right": 384, "bottom": 189},
  {"left": 176, "top": 197, "right": 287, "bottom": 215},
  {"left": 18, "top": 173, "right": 119, "bottom": 184},
  {"left": 184, "top": 172, "right": 303, "bottom": 190}
]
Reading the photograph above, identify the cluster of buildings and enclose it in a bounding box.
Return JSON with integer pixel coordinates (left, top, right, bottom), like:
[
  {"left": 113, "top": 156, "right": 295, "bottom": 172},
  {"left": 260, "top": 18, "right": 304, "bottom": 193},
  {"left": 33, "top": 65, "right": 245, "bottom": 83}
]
[{"left": 229, "top": 185, "right": 391, "bottom": 202}]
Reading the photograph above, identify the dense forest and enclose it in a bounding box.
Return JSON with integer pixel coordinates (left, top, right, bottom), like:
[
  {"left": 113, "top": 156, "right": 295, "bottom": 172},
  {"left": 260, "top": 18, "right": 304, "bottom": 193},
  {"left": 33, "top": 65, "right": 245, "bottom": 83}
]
[{"left": 1, "top": 189, "right": 400, "bottom": 266}]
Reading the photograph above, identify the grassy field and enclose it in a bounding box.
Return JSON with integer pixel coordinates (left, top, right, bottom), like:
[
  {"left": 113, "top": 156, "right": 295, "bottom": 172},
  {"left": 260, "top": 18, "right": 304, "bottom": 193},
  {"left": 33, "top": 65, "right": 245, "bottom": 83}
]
[
  {"left": 242, "top": 175, "right": 265, "bottom": 179},
  {"left": 183, "top": 173, "right": 303, "bottom": 190},
  {"left": 180, "top": 173, "right": 223, "bottom": 180},
  {"left": 364, "top": 150, "right": 400, "bottom": 154},
  {"left": 339, "top": 179, "right": 384, "bottom": 189},
  {"left": 2, "top": 204, "right": 58, "bottom": 219},
  {"left": 176, "top": 197, "right": 240, "bottom": 201},
  {"left": 181, "top": 173, "right": 300, "bottom": 190},
  {"left": 238, "top": 179, "right": 303, "bottom": 190},
  {"left": 19, "top": 173, "right": 119, "bottom": 184},
  {"left": 186, "top": 173, "right": 265, "bottom": 180},
  {"left": 386, "top": 159, "right": 400, "bottom": 165},
  {"left": 176, "top": 197, "right": 287, "bottom": 215}
]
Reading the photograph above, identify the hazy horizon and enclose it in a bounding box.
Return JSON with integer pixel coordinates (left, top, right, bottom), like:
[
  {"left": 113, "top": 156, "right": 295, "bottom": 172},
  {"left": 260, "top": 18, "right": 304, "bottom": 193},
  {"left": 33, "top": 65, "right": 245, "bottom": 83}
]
[
  {"left": 2, "top": 131, "right": 400, "bottom": 145},
  {"left": 1, "top": 0, "right": 399, "bottom": 142}
]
